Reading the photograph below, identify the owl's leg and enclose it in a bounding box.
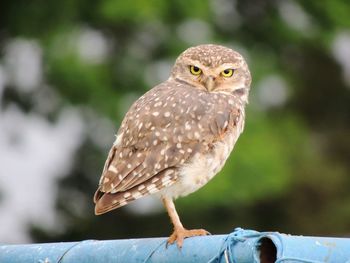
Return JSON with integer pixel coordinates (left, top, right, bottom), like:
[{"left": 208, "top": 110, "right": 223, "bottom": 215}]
[{"left": 162, "top": 197, "right": 209, "bottom": 248}]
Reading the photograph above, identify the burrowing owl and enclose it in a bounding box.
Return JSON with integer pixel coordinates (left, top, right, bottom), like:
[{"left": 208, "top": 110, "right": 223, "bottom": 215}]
[{"left": 94, "top": 44, "right": 251, "bottom": 247}]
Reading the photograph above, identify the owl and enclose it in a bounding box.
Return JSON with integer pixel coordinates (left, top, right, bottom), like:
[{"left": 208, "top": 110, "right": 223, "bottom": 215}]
[{"left": 94, "top": 44, "right": 251, "bottom": 247}]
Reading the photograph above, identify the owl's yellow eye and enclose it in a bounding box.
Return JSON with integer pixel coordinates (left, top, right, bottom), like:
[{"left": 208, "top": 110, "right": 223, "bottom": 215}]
[
  {"left": 221, "top": 69, "right": 234, "bottom": 77},
  {"left": 189, "top": 65, "right": 202, "bottom": 75}
]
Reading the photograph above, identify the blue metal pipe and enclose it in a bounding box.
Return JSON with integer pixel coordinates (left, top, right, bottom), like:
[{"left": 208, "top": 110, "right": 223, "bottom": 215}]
[
  {"left": 254, "top": 231, "right": 350, "bottom": 263},
  {"left": 1, "top": 228, "right": 350, "bottom": 263},
  {"left": 0, "top": 236, "right": 231, "bottom": 263}
]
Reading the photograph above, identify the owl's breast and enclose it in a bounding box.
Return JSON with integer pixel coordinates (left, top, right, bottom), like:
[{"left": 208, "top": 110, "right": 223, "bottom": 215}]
[{"left": 159, "top": 120, "right": 242, "bottom": 200}]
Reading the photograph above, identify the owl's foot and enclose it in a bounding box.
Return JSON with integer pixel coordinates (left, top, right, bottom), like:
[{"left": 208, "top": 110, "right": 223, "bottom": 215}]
[{"left": 167, "top": 228, "right": 210, "bottom": 248}]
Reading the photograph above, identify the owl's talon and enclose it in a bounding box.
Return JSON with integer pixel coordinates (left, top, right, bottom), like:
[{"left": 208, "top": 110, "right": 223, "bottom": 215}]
[{"left": 167, "top": 228, "right": 210, "bottom": 248}]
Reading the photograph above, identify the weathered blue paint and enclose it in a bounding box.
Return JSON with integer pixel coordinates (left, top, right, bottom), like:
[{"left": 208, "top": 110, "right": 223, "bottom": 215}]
[
  {"left": 255, "top": 231, "right": 350, "bottom": 263},
  {"left": 0, "top": 236, "right": 231, "bottom": 263},
  {"left": 1, "top": 228, "right": 350, "bottom": 263}
]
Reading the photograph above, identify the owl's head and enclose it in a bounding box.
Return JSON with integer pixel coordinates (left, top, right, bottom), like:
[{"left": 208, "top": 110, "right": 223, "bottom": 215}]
[{"left": 170, "top": 44, "right": 251, "bottom": 102}]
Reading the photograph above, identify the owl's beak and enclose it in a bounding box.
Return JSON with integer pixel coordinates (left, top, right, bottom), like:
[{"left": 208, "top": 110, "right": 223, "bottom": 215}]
[{"left": 204, "top": 76, "right": 216, "bottom": 92}]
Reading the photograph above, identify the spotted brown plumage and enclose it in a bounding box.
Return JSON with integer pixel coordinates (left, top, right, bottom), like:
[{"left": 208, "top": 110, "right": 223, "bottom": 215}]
[{"left": 94, "top": 44, "right": 251, "bottom": 247}]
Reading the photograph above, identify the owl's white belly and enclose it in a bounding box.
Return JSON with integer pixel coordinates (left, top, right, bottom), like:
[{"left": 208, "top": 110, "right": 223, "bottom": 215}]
[{"left": 159, "top": 126, "right": 241, "bottom": 200}]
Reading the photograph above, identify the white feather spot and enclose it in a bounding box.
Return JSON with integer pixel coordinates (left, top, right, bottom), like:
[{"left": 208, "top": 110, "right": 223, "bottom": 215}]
[
  {"left": 103, "top": 177, "right": 110, "bottom": 183},
  {"left": 119, "top": 200, "right": 127, "bottom": 206},
  {"left": 152, "top": 177, "right": 159, "bottom": 183},
  {"left": 147, "top": 185, "right": 157, "bottom": 193},
  {"left": 194, "top": 132, "right": 200, "bottom": 139},
  {"left": 113, "top": 132, "right": 123, "bottom": 147},
  {"left": 132, "top": 192, "right": 143, "bottom": 199},
  {"left": 108, "top": 166, "right": 118, "bottom": 173},
  {"left": 162, "top": 175, "right": 170, "bottom": 183},
  {"left": 154, "top": 101, "right": 162, "bottom": 107},
  {"left": 124, "top": 192, "right": 131, "bottom": 198}
]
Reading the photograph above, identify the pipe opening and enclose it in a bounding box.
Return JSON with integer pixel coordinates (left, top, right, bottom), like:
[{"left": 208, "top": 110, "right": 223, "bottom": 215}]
[{"left": 257, "top": 237, "right": 277, "bottom": 263}]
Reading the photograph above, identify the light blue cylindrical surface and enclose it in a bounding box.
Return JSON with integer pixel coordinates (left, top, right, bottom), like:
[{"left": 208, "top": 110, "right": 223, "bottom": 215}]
[
  {"left": 0, "top": 235, "right": 231, "bottom": 263},
  {"left": 254, "top": 232, "right": 350, "bottom": 263},
  {"left": 1, "top": 228, "right": 350, "bottom": 263}
]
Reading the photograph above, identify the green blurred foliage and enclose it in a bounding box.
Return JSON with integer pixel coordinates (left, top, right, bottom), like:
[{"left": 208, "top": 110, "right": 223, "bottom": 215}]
[{"left": 1, "top": 0, "right": 349, "bottom": 242}]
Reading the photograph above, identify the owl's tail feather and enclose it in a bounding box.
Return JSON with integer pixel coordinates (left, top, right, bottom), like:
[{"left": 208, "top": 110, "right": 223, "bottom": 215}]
[
  {"left": 94, "top": 168, "right": 178, "bottom": 215},
  {"left": 94, "top": 190, "right": 134, "bottom": 215}
]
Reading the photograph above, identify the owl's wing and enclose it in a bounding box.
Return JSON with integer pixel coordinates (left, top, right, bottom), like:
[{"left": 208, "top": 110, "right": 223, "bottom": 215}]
[{"left": 94, "top": 83, "right": 242, "bottom": 215}]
